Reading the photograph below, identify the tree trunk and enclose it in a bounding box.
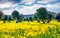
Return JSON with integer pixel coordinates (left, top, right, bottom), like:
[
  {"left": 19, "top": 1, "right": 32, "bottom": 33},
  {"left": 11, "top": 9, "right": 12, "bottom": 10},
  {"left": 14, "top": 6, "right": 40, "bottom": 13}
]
[
  {"left": 43, "top": 20, "right": 45, "bottom": 24},
  {"left": 38, "top": 20, "right": 40, "bottom": 23},
  {"left": 47, "top": 19, "right": 51, "bottom": 23},
  {"left": 37, "top": 18, "right": 40, "bottom": 23},
  {"left": 4, "top": 21, "right": 6, "bottom": 23},
  {"left": 43, "top": 21, "right": 45, "bottom": 24}
]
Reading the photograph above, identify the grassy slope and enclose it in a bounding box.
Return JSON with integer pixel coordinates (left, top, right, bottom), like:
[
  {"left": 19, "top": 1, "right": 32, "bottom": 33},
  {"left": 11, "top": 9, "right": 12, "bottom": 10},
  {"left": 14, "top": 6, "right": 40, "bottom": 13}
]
[{"left": 0, "top": 21, "right": 60, "bottom": 38}]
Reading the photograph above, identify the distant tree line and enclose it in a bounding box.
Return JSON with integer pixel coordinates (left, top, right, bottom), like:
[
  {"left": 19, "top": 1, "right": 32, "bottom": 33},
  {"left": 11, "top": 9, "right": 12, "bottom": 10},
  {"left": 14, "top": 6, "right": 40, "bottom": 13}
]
[{"left": 0, "top": 7, "right": 60, "bottom": 23}]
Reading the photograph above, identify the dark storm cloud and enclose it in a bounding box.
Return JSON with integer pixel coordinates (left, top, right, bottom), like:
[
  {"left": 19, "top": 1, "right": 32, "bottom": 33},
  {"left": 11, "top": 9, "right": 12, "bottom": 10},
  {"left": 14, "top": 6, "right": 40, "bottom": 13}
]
[
  {"left": 9, "top": 0, "right": 22, "bottom": 3},
  {"left": 0, "top": 0, "right": 22, "bottom": 4}
]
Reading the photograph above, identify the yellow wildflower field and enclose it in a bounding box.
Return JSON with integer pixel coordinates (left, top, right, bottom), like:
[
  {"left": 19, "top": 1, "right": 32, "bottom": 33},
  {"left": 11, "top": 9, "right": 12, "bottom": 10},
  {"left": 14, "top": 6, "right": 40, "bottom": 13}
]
[{"left": 0, "top": 21, "right": 60, "bottom": 38}]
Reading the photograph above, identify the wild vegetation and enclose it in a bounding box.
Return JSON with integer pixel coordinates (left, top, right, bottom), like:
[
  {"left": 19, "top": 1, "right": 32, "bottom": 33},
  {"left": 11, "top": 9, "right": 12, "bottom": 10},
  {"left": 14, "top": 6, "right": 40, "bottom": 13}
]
[
  {"left": 0, "top": 21, "right": 60, "bottom": 38},
  {"left": 0, "top": 7, "right": 60, "bottom": 38},
  {"left": 0, "top": 7, "right": 59, "bottom": 23}
]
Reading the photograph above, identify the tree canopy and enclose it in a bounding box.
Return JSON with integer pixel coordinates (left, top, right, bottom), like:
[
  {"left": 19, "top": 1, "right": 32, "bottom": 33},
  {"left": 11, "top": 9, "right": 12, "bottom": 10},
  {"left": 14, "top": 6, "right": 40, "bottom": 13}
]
[
  {"left": 35, "top": 7, "right": 48, "bottom": 23},
  {"left": 12, "top": 10, "right": 19, "bottom": 20}
]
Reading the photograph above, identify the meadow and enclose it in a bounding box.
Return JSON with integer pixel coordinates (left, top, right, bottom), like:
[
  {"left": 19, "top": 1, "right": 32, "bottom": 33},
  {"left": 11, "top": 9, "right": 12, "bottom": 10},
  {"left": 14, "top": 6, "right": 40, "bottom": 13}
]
[{"left": 0, "top": 21, "right": 60, "bottom": 38}]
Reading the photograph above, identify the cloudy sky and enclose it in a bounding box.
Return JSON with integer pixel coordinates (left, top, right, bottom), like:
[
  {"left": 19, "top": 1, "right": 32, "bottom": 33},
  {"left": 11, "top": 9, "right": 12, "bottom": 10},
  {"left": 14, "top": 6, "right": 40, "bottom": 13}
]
[{"left": 0, "top": 0, "right": 60, "bottom": 15}]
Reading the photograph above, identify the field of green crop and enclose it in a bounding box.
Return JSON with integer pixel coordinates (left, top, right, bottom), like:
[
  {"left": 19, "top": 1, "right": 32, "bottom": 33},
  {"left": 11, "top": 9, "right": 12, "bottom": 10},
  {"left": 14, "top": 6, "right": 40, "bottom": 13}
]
[{"left": 0, "top": 21, "right": 60, "bottom": 38}]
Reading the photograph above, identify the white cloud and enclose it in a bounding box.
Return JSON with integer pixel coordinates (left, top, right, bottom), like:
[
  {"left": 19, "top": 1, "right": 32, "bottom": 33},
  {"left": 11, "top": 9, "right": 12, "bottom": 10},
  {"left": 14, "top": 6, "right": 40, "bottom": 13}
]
[
  {"left": 16, "top": 4, "right": 40, "bottom": 15},
  {"left": 46, "top": 2, "right": 60, "bottom": 9},
  {"left": 2, "top": 9, "right": 14, "bottom": 15},
  {"left": 36, "top": 1, "right": 44, "bottom": 4},
  {"left": 23, "top": 0, "right": 35, "bottom": 3},
  {"left": 41, "top": 0, "right": 57, "bottom": 3},
  {"left": 0, "top": 2, "right": 13, "bottom": 8},
  {"left": 45, "top": 2, "right": 60, "bottom": 13},
  {"left": 0, "top": 0, "right": 35, "bottom": 9},
  {"left": 23, "top": 0, "right": 35, "bottom": 4},
  {"left": 2, "top": 4, "right": 45, "bottom": 15},
  {"left": 17, "top": 4, "right": 45, "bottom": 15}
]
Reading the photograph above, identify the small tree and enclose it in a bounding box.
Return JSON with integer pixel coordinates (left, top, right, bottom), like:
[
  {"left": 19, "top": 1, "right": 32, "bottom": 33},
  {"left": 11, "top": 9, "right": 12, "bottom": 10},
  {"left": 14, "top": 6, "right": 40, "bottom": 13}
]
[
  {"left": 8, "top": 16, "right": 12, "bottom": 22},
  {"left": 12, "top": 10, "right": 19, "bottom": 20},
  {"left": 16, "top": 14, "right": 24, "bottom": 23},
  {"left": 34, "top": 13, "right": 38, "bottom": 20},
  {"left": 29, "top": 17, "right": 33, "bottom": 22},
  {"left": 12, "top": 10, "right": 20, "bottom": 23},
  {"left": 20, "top": 14, "right": 24, "bottom": 22},
  {"left": 36, "top": 7, "right": 48, "bottom": 23},
  {"left": 47, "top": 14, "right": 52, "bottom": 23},
  {"left": 0, "top": 11, "right": 4, "bottom": 20},
  {"left": 16, "top": 15, "right": 20, "bottom": 23},
  {"left": 26, "top": 17, "right": 29, "bottom": 21},
  {"left": 56, "top": 13, "right": 60, "bottom": 22},
  {"left": 3, "top": 15, "right": 8, "bottom": 23}
]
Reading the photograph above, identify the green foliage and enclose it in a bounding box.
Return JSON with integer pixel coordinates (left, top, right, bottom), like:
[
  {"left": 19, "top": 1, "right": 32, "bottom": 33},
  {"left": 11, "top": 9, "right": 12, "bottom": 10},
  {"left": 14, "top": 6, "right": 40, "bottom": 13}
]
[
  {"left": 36, "top": 7, "right": 48, "bottom": 20},
  {"left": 16, "top": 14, "right": 24, "bottom": 23},
  {"left": 0, "top": 11, "right": 4, "bottom": 20},
  {"left": 12, "top": 10, "right": 19, "bottom": 20},
  {"left": 0, "top": 31, "right": 2, "bottom": 37},
  {"left": 56, "top": 13, "right": 60, "bottom": 22},
  {"left": 12, "top": 10, "right": 24, "bottom": 23},
  {"left": 3, "top": 15, "right": 8, "bottom": 23},
  {"left": 34, "top": 13, "right": 38, "bottom": 20},
  {"left": 35, "top": 7, "right": 48, "bottom": 23},
  {"left": 19, "top": 14, "right": 24, "bottom": 21},
  {"left": 15, "top": 28, "right": 25, "bottom": 36},
  {"left": 9, "top": 28, "right": 25, "bottom": 36},
  {"left": 36, "top": 26, "right": 60, "bottom": 38}
]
